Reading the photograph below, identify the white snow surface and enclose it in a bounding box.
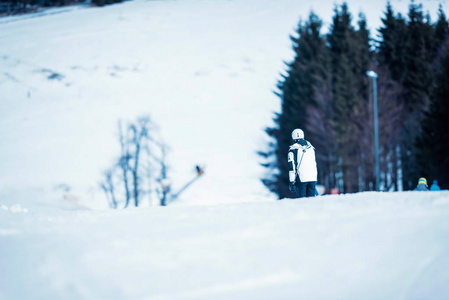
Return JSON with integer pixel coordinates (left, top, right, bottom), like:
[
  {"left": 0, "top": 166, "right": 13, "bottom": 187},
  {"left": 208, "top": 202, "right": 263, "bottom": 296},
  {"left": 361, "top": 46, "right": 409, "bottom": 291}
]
[
  {"left": 1, "top": 191, "right": 449, "bottom": 299},
  {"left": 1, "top": 1, "right": 449, "bottom": 299}
]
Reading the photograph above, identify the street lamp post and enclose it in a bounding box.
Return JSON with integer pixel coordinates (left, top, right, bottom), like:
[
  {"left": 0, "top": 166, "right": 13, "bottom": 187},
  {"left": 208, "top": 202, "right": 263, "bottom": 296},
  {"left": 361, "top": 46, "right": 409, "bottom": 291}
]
[{"left": 366, "top": 70, "right": 380, "bottom": 191}]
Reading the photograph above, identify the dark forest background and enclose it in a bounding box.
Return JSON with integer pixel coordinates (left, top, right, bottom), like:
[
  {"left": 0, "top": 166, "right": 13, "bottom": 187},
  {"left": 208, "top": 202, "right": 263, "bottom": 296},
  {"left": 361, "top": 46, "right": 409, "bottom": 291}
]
[
  {"left": 260, "top": 2, "right": 449, "bottom": 198},
  {"left": 0, "top": 0, "right": 122, "bottom": 14}
]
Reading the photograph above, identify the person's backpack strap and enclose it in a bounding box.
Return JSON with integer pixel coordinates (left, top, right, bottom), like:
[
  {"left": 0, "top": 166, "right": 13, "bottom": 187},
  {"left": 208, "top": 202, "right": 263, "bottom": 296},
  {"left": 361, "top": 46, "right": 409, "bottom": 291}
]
[{"left": 297, "top": 147, "right": 306, "bottom": 171}]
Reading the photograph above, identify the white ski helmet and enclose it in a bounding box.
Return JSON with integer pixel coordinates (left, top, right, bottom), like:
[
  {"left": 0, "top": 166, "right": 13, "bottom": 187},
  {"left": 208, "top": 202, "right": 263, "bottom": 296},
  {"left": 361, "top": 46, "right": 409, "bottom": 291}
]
[{"left": 291, "top": 128, "right": 304, "bottom": 140}]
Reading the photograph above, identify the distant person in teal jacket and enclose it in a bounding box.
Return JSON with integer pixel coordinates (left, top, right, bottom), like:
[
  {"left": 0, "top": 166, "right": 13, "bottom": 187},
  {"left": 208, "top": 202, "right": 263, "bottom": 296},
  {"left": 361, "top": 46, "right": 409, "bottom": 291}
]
[
  {"left": 414, "top": 178, "right": 429, "bottom": 191},
  {"left": 430, "top": 180, "right": 441, "bottom": 191}
]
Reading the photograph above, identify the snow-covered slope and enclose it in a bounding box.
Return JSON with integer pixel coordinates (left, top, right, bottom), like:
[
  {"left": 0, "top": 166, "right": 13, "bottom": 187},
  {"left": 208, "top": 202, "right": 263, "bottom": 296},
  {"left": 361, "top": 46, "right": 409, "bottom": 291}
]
[
  {"left": 1, "top": 2, "right": 449, "bottom": 299},
  {"left": 1, "top": 0, "right": 447, "bottom": 207},
  {"left": 1, "top": 191, "right": 449, "bottom": 300}
]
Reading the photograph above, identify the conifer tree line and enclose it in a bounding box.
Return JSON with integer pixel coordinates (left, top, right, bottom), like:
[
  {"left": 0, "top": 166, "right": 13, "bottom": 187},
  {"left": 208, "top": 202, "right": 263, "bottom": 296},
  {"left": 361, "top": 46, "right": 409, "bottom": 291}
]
[
  {"left": 260, "top": 2, "right": 449, "bottom": 198},
  {"left": 0, "top": 0, "right": 124, "bottom": 14},
  {"left": 91, "top": 0, "right": 124, "bottom": 7}
]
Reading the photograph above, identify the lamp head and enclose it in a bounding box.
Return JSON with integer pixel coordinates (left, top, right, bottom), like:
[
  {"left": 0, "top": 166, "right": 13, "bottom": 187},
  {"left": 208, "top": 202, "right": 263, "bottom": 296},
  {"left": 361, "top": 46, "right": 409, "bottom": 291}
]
[{"left": 366, "top": 70, "right": 378, "bottom": 79}]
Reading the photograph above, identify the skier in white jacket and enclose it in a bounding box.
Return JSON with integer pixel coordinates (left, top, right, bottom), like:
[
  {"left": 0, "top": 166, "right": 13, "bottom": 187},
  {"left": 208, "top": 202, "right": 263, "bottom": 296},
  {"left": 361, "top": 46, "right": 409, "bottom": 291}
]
[{"left": 287, "top": 128, "right": 318, "bottom": 198}]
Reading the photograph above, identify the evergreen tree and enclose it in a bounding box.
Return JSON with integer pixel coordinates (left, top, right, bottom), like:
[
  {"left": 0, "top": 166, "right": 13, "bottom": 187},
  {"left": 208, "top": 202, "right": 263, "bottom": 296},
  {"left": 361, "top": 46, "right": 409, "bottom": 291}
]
[
  {"left": 416, "top": 5, "right": 449, "bottom": 189},
  {"left": 399, "top": 3, "right": 435, "bottom": 189},
  {"left": 435, "top": 5, "right": 449, "bottom": 49},
  {"left": 353, "top": 13, "right": 378, "bottom": 191},
  {"left": 416, "top": 50, "right": 449, "bottom": 188},
  {"left": 378, "top": 2, "right": 409, "bottom": 83},
  {"left": 327, "top": 3, "right": 367, "bottom": 193},
  {"left": 433, "top": 6, "right": 449, "bottom": 73},
  {"left": 376, "top": 3, "right": 411, "bottom": 190},
  {"left": 403, "top": 3, "right": 433, "bottom": 111}
]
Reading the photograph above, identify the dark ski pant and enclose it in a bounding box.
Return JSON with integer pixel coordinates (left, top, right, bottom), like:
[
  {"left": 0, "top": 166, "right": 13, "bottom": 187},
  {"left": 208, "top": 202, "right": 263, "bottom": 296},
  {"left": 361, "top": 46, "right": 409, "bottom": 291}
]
[{"left": 294, "top": 181, "right": 316, "bottom": 198}]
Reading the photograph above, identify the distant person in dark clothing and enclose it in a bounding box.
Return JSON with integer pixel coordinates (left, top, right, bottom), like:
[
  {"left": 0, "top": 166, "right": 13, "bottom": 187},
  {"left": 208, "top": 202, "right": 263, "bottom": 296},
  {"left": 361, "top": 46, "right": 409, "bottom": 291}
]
[
  {"left": 414, "top": 178, "right": 429, "bottom": 191},
  {"left": 430, "top": 180, "right": 441, "bottom": 191}
]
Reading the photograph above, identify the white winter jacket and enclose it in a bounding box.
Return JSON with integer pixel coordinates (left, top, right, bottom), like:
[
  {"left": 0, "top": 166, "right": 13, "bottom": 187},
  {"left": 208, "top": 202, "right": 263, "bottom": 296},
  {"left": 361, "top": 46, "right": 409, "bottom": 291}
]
[{"left": 288, "top": 140, "right": 318, "bottom": 183}]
